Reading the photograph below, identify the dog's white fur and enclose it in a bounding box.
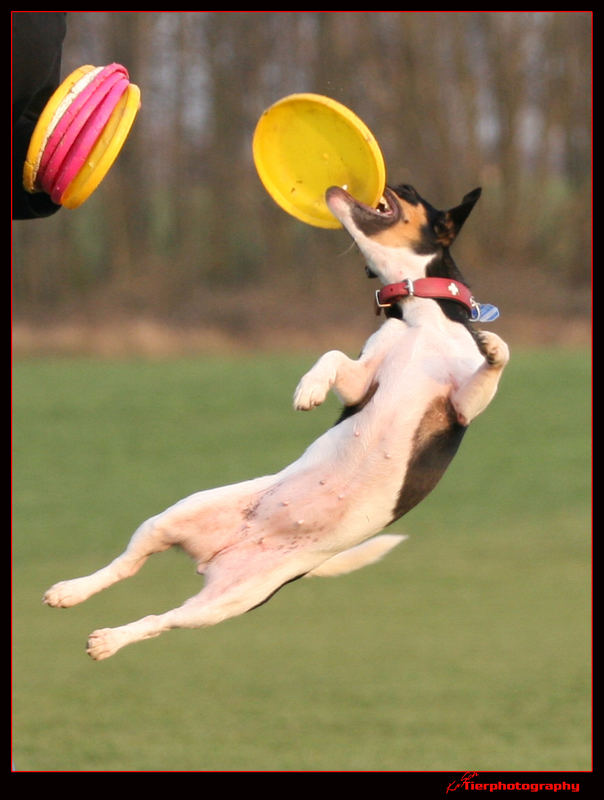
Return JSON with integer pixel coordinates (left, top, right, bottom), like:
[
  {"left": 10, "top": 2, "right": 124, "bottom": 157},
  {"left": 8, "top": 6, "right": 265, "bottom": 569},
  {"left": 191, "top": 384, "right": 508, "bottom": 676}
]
[{"left": 44, "top": 185, "right": 509, "bottom": 660}]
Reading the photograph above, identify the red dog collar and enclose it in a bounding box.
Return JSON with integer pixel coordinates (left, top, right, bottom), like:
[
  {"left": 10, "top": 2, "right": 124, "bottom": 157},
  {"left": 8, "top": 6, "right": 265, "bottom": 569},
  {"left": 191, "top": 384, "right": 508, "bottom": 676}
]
[{"left": 375, "top": 278, "right": 475, "bottom": 316}]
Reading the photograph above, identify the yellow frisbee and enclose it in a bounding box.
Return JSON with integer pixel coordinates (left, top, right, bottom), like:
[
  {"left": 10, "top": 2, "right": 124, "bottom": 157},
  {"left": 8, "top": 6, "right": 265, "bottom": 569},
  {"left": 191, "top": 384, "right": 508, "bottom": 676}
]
[
  {"left": 252, "top": 93, "right": 386, "bottom": 229},
  {"left": 60, "top": 83, "right": 141, "bottom": 209}
]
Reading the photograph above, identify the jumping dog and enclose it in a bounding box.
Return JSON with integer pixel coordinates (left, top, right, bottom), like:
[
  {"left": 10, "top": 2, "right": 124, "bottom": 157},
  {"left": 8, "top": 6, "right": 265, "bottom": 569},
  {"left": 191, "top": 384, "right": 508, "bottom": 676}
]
[{"left": 43, "top": 183, "right": 509, "bottom": 660}]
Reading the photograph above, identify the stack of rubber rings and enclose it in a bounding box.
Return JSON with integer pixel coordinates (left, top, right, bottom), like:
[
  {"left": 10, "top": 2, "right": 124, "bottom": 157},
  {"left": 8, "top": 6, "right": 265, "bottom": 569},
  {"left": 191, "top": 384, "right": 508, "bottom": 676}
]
[{"left": 23, "top": 63, "right": 140, "bottom": 209}]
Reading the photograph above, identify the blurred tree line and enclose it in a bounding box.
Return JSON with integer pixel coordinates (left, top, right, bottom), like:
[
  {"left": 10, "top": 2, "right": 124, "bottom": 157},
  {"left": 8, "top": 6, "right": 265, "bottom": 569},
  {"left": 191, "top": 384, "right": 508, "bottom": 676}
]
[{"left": 12, "top": 12, "right": 591, "bottom": 333}]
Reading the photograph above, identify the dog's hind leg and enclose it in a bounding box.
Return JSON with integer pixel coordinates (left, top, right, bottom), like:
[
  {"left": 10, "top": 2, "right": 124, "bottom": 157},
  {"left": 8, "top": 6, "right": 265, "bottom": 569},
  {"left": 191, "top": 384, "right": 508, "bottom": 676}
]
[
  {"left": 85, "top": 545, "right": 317, "bottom": 660},
  {"left": 43, "top": 475, "right": 276, "bottom": 610},
  {"left": 43, "top": 513, "right": 174, "bottom": 609},
  {"left": 451, "top": 331, "right": 509, "bottom": 426}
]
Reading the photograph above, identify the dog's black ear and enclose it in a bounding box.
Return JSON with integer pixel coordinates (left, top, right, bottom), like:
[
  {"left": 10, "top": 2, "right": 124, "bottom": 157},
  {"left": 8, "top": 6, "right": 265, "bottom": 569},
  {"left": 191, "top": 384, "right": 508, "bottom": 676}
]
[
  {"left": 449, "top": 188, "right": 482, "bottom": 235},
  {"left": 434, "top": 188, "right": 481, "bottom": 246}
]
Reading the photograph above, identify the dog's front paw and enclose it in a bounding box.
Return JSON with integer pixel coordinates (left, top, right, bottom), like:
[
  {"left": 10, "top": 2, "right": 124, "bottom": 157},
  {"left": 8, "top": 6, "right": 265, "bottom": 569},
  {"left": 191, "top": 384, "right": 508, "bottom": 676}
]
[
  {"left": 477, "top": 331, "right": 510, "bottom": 368},
  {"left": 293, "top": 375, "right": 329, "bottom": 411}
]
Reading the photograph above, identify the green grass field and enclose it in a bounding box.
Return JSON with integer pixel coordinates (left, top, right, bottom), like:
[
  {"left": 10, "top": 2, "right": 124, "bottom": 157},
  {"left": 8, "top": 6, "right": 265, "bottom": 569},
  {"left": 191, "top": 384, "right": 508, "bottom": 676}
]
[{"left": 12, "top": 349, "right": 591, "bottom": 772}]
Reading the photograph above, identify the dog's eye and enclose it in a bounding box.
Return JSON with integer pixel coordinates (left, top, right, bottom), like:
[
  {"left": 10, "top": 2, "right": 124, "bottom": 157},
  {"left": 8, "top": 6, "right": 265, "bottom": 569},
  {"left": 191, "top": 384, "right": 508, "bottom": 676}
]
[{"left": 395, "top": 184, "right": 419, "bottom": 204}]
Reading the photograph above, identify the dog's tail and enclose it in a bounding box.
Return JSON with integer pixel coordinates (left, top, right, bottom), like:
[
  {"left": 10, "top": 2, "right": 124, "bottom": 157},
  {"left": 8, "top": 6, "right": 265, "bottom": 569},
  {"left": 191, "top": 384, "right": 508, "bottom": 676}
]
[{"left": 305, "top": 534, "right": 407, "bottom": 578}]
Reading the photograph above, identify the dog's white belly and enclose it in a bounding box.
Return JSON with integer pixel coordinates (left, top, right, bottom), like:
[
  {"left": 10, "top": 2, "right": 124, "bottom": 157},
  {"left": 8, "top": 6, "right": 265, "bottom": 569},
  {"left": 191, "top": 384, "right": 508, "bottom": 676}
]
[
  {"left": 171, "top": 325, "right": 485, "bottom": 576},
  {"left": 235, "top": 333, "right": 480, "bottom": 559}
]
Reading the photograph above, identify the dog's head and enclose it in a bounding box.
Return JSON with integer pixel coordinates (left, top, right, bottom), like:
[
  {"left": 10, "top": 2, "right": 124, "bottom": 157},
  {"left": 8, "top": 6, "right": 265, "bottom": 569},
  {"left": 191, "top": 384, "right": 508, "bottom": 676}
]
[{"left": 326, "top": 184, "right": 481, "bottom": 286}]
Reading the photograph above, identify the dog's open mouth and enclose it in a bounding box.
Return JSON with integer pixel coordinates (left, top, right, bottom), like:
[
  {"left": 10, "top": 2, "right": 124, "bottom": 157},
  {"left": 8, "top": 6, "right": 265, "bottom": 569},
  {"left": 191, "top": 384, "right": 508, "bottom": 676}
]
[
  {"left": 326, "top": 185, "right": 401, "bottom": 232},
  {"left": 375, "top": 192, "right": 394, "bottom": 216},
  {"left": 327, "top": 185, "right": 398, "bottom": 219}
]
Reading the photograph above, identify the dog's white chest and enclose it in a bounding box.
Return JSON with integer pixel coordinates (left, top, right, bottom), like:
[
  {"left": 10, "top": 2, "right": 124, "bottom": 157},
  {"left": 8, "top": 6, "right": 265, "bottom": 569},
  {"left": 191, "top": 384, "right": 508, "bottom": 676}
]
[{"left": 256, "top": 322, "right": 482, "bottom": 549}]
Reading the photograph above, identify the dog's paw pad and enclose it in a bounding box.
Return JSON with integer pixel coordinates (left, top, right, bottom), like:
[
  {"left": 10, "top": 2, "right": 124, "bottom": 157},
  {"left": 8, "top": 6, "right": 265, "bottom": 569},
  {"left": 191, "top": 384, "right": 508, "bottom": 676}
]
[
  {"left": 43, "top": 579, "right": 88, "bottom": 608},
  {"left": 477, "top": 332, "right": 509, "bottom": 367},
  {"left": 87, "top": 629, "right": 121, "bottom": 661}
]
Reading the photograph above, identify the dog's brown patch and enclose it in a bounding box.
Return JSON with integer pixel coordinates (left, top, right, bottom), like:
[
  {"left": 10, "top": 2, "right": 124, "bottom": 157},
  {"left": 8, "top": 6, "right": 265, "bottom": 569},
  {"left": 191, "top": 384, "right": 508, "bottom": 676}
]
[
  {"left": 390, "top": 395, "right": 466, "bottom": 522},
  {"left": 371, "top": 195, "right": 430, "bottom": 250},
  {"left": 433, "top": 212, "right": 457, "bottom": 247}
]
